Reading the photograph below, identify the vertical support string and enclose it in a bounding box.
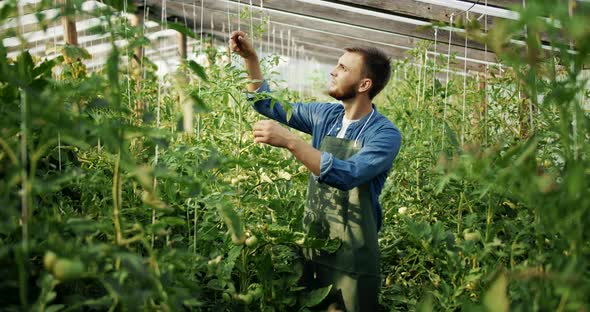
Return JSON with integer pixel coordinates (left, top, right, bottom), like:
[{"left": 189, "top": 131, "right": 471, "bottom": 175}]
[
  {"left": 420, "top": 50, "right": 427, "bottom": 131},
  {"left": 416, "top": 49, "right": 423, "bottom": 110},
  {"left": 280, "top": 29, "right": 284, "bottom": 56},
  {"left": 237, "top": 0, "right": 241, "bottom": 31},
  {"left": 431, "top": 28, "right": 438, "bottom": 147},
  {"left": 259, "top": 0, "right": 264, "bottom": 52},
  {"left": 461, "top": 12, "right": 469, "bottom": 146},
  {"left": 266, "top": 1, "right": 270, "bottom": 55},
  {"left": 442, "top": 13, "right": 454, "bottom": 150},
  {"left": 272, "top": 26, "right": 276, "bottom": 54},
  {"left": 484, "top": 0, "right": 489, "bottom": 145},
  {"left": 249, "top": 0, "right": 253, "bottom": 40}
]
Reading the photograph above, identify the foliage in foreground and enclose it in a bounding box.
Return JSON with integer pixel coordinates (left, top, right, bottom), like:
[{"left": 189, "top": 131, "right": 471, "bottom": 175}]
[{"left": 0, "top": 0, "right": 589, "bottom": 311}]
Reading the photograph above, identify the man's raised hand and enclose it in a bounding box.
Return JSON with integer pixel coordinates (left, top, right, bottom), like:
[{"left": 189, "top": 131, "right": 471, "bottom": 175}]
[{"left": 229, "top": 31, "right": 256, "bottom": 59}]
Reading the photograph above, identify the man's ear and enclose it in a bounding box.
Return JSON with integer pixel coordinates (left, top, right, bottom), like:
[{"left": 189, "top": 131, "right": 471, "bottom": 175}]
[{"left": 358, "top": 78, "right": 372, "bottom": 93}]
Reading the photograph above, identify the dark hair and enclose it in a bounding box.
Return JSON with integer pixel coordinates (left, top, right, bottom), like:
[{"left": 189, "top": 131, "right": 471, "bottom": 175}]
[{"left": 344, "top": 47, "right": 391, "bottom": 99}]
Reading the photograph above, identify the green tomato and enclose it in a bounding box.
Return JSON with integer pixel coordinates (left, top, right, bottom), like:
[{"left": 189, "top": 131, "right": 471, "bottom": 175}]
[
  {"left": 463, "top": 230, "right": 481, "bottom": 242},
  {"left": 245, "top": 235, "right": 258, "bottom": 247},
  {"left": 249, "top": 284, "right": 263, "bottom": 298},
  {"left": 52, "top": 259, "right": 84, "bottom": 281},
  {"left": 43, "top": 251, "right": 57, "bottom": 270},
  {"left": 237, "top": 293, "right": 253, "bottom": 304}
]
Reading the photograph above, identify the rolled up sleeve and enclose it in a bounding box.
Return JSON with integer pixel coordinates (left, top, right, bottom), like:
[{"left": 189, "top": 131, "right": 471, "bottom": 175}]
[{"left": 317, "top": 127, "right": 402, "bottom": 191}]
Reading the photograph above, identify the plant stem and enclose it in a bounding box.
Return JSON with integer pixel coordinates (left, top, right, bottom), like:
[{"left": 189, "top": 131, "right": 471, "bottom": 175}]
[
  {"left": 457, "top": 192, "right": 464, "bottom": 234},
  {"left": 20, "top": 89, "right": 29, "bottom": 244},
  {"left": 113, "top": 151, "right": 122, "bottom": 245},
  {"left": 485, "top": 195, "right": 492, "bottom": 242}
]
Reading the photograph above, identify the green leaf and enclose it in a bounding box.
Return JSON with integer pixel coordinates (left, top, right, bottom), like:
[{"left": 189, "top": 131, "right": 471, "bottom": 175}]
[
  {"left": 160, "top": 216, "right": 186, "bottom": 226},
  {"left": 483, "top": 272, "right": 509, "bottom": 312},
  {"left": 106, "top": 49, "right": 119, "bottom": 87},
  {"left": 444, "top": 122, "right": 459, "bottom": 150},
  {"left": 33, "top": 56, "right": 63, "bottom": 78},
  {"left": 190, "top": 91, "right": 209, "bottom": 113},
  {"left": 63, "top": 44, "right": 91, "bottom": 60},
  {"left": 220, "top": 245, "right": 243, "bottom": 279},
  {"left": 301, "top": 285, "right": 332, "bottom": 308},
  {"left": 187, "top": 60, "right": 208, "bottom": 82},
  {"left": 16, "top": 50, "right": 34, "bottom": 86},
  {"left": 167, "top": 22, "right": 198, "bottom": 39},
  {"left": 45, "top": 304, "right": 65, "bottom": 312},
  {"left": 183, "top": 299, "right": 204, "bottom": 307},
  {"left": 416, "top": 293, "right": 433, "bottom": 312},
  {"left": 217, "top": 203, "right": 245, "bottom": 245}
]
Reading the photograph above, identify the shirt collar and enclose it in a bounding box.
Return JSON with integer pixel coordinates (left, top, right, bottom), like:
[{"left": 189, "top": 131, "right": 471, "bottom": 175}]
[{"left": 337, "top": 103, "right": 377, "bottom": 125}]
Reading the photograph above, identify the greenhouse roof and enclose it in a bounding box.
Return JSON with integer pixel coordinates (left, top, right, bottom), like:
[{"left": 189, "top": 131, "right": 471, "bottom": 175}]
[{"left": 2, "top": 0, "right": 587, "bottom": 73}]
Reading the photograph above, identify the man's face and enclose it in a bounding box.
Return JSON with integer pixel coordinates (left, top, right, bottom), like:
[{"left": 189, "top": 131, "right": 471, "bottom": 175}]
[{"left": 328, "top": 52, "right": 365, "bottom": 101}]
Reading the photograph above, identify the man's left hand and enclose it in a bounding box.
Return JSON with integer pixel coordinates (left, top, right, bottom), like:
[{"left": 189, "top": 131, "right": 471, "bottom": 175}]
[{"left": 253, "top": 120, "right": 294, "bottom": 148}]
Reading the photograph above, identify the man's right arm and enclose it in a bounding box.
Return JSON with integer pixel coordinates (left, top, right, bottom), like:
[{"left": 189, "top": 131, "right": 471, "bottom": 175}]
[
  {"left": 229, "top": 31, "right": 262, "bottom": 92},
  {"left": 229, "top": 31, "right": 321, "bottom": 135}
]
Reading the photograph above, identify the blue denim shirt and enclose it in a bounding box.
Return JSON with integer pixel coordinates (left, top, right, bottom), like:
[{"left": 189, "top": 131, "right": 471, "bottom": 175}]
[{"left": 249, "top": 80, "right": 402, "bottom": 231}]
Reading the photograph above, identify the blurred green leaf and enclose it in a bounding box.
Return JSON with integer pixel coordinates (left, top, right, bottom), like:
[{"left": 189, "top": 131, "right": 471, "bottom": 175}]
[
  {"left": 301, "top": 285, "right": 332, "bottom": 308},
  {"left": 483, "top": 272, "right": 509, "bottom": 312},
  {"left": 187, "top": 60, "right": 208, "bottom": 82}
]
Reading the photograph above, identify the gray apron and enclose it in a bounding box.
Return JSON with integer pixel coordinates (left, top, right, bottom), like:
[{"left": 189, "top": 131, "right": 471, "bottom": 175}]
[{"left": 302, "top": 133, "right": 380, "bottom": 312}]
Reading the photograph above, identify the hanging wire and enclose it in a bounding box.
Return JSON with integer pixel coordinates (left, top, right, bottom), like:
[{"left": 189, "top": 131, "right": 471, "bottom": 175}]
[
  {"left": 460, "top": 12, "right": 470, "bottom": 146},
  {"left": 152, "top": 0, "right": 168, "bottom": 249},
  {"left": 237, "top": 0, "right": 241, "bottom": 31},
  {"left": 182, "top": 2, "right": 188, "bottom": 59},
  {"left": 416, "top": 49, "right": 423, "bottom": 110},
  {"left": 431, "top": 28, "right": 438, "bottom": 147},
  {"left": 266, "top": 1, "right": 271, "bottom": 55},
  {"left": 280, "top": 29, "right": 284, "bottom": 56},
  {"left": 193, "top": 1, "right": 196, "bottom": 37},
  {"left": 51, "top": 0, "right": 64, "bottom": 168},
  {"left": 420, "top": 49, "right": 427, "bottom": 131},
  {"left": 460, "top": 0, "right": 481, "bottom": 16},
  {"left": 442, "top": 13, "right": 455, "bottom": 150},
  {"left": 248, "top": 0, "right": 254, "bottom": 51},
  {"left": 259, "top": 0, "right": 264, "bottom": 52},
  {"left": 195, "top": 0, "right": 205, "bottom": 254},
  {"left": 483, "top": 0, "right": 489, "bottom": 145},
  {"left": 124, "top": 0, "right": 132, "bottom": 112},
  {"left": 226, "top": 0, "right": 231, "bottom": 40},
  {"left": 141, "top": 0, "right": 148, "bottom": 81}
]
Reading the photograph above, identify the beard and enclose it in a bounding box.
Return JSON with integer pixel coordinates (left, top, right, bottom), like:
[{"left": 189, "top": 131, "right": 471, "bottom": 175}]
[{"left": 328, "top": 82, "right": 358, "bottom": 101}]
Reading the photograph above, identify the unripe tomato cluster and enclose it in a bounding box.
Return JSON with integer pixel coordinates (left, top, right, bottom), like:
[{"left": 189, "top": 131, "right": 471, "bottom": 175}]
[{"left": 43, "top": 251, "right": 84, "bottom": 281}]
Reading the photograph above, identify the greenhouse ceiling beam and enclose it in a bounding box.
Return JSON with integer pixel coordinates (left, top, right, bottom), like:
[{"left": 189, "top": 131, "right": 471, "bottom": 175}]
[
  {"left": 315, "top": 0, "right": 503, "bottom": 27},
  {"left": 460, "top": 0, "right": 522, "bottom": 8},
  {"left": 461, "top": 0, "right": 587, "bottom": 10},
  {"left": 146, "top": 2, "right": 494, "bottom": 72},
  {"left": 7, "top": 28, "right": 184, "bottom": 60},
  {"left": 200, "top": 0, "right": 497, "bottom": 63},
  {"left": 244, "top": 0, "right": 490, "bottom": 53},
  {"left": 327, "top": 0, "right": 558, "bottom": 45},
  {"left": 413, "top": 0, "right": 518, "bottom": 19},
  {"left": 3, "top": 18, "right": 161, "bottom": 54},
  {"left": 145, "top": 8, "right": 342, "bottom": 64},
  {"left": 172, "top": 0, "right": 578, "bottom": 67},
  {"left": 151, "top": 0, "right": 497, "bottom": 71}
]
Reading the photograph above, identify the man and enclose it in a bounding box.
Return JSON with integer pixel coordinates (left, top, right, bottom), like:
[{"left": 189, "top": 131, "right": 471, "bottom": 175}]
[{"left": 229, "top": 31, "right": 402, "bottom": 311}]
